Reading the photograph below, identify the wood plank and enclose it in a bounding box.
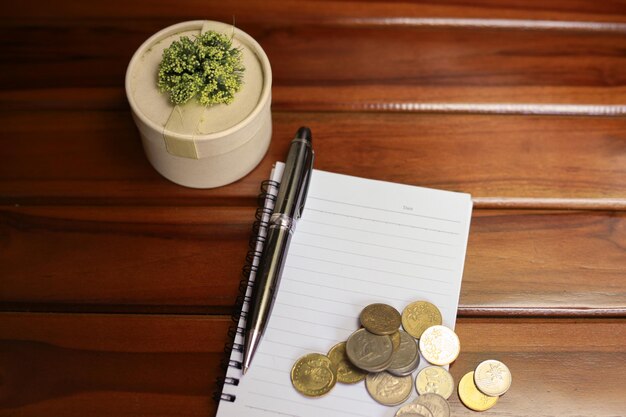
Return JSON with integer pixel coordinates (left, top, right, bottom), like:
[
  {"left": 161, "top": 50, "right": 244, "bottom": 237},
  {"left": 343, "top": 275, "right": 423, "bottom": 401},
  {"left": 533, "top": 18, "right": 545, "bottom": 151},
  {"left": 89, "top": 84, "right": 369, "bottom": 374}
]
[
  {"left": 273, "top": 86, "right": 626, "bottom": 115},
  {"left": 3, "top": 86, "right": 626, "bottom": 113},
  {"left": 0, "top": 206, "right": 254, "bottom": 310},
  {"left": 1, "top": 19, "right": 625, "bottom": 106},
  {"left": 464, "top": 210, "right": 626, "bottom": 313},
  {"left": 2, "top": 0, "right": 626, "bottom": 22},
  {"left": 263, "top": 24, "right": 626, "bottom": 90},
  {"left": 0, "top": 313, "right": 624, "bottom": 416},
  {"left": 0, "top": 313, "right": 229, "bottom": 416},
  {"left": 2, "top": 111, "right": 625, "bottom": 205},
  {"left": 2, "top": 207, "right": 624, "bottom": 314}
]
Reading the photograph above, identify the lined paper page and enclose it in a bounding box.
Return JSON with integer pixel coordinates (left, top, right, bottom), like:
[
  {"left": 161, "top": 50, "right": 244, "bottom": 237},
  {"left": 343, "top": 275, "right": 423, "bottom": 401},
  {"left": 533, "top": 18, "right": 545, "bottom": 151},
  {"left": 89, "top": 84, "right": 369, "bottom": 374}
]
[{"left": 218, "top": 164, "right": 473, "bottom": 417}]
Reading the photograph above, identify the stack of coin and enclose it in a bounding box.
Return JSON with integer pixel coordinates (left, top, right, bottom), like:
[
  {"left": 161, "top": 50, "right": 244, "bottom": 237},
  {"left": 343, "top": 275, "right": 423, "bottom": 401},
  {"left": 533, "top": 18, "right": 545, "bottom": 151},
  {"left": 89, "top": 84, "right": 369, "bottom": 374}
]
[
  {"left": 291, "top": 301, "right": 451, "bottom": 402},
  {"left": 348, "top": 303, "right": 420, "bottom": 405},
  {"left": 291, "top": 300, "right": 511, "bottom": 415},
  {"left": 458, "top": 359, "right": 512, "bottom": 412},
  {"left": 387, "top": 331, "right": 420, "bottom": 376}
]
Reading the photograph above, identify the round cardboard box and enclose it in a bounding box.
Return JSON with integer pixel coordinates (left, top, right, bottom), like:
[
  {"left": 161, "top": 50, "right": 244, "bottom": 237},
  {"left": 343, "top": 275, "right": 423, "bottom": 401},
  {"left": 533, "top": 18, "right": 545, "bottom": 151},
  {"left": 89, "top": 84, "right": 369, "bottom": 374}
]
[{"left": 125, "top": 20, "right": 272, "bottom": 188}]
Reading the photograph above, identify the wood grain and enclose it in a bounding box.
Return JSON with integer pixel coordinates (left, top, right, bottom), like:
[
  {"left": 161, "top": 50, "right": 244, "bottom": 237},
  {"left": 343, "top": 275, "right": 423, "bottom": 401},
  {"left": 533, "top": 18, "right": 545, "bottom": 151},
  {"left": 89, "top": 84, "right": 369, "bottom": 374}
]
[
  {"left": 464, "top": 210, "right": 626, "bottom": 312},
  {"left": 2, "top": 206, "right": 624, "bottom": 314},
  {"left": 1, "top": 18, "right": 625, "bottom": 107},
  {"left": 0, "top": 313, "right": 624, "bottom": 416},
  {"left": 0, "top": 206, "right": 254, "bottom": 311},
  {"left": 3, "top": 0, "right": 626, "bottom": 22},
  {"left": 2, "top": 1, "right": 626, "bottom": 416},
  {"left": 2, "top": 111, "right": 625, "bottom": 206},
  {"left": 4, "top": 86, "right": 626, "bottom": 113},
  {"left": 274, "top": 86, "right": 626, "bottom": 115},
  {"left": 0, "top": 313, "right": 229, "bottom": 415}
]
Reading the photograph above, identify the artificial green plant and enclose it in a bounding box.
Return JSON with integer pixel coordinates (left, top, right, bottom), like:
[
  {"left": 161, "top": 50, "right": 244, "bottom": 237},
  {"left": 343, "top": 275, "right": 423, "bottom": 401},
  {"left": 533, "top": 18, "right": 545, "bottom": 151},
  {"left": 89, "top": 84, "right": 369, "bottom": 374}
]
[{"left": 158, "top": 31, "right": 244, "bottom": 106}]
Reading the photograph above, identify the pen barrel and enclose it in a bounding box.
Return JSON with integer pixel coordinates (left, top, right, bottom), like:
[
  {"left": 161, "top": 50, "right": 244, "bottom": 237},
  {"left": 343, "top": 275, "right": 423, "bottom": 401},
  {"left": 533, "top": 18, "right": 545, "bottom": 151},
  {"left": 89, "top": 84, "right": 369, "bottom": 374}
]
[
  {"left": 243, "top": 127, "right": 313, "bottom": 372},
  {"left": 245, "top": 223, "right": 293, "bottom": 337},
  {"left": 274, "top": 138, "right": 313, "bottom": 218}
]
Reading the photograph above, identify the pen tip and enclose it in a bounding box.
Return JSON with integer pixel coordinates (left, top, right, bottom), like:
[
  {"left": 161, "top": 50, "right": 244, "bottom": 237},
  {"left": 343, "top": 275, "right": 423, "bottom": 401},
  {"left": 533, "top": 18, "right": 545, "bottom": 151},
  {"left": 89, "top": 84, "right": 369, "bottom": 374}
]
[
  {"left": 242, "top": 365, "right": 249, "bottom": 375},
  {"left": 296, "top": 126, "right": 312, "bottom": 142}
]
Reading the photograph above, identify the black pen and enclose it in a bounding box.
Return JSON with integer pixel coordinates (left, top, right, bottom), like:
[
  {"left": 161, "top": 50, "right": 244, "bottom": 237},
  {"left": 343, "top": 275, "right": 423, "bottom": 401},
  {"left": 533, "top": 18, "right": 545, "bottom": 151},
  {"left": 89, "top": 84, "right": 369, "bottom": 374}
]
[{"left": 242, "top": 127, "right": 315, "bottom": 374}]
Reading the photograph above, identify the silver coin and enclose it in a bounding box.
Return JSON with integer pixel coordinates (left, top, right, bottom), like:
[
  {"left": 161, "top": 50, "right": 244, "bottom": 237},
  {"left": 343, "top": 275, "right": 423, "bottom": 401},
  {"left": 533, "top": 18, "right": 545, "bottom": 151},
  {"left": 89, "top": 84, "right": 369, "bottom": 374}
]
[
  {"left": 474, "top": 359, "right": 512, "bottom": 396},
  {"left": 396, "top": 401, "right": 434, "bottom": 417},
  {"left": 365, "top": 372, "right": 413, "bottom": 406},
  {"left": 368, "top": 354, "right": 395, "bottom": 373},
  {"left": 388, "top": 353, "right": 420, "bottom": 376},
  {"left": 389, "top": 330, "right": 419, "bottom": 369},
  {"left": 418, "top": 325, "right": 460, "bottom": 366},
  {"left": 346, "top": 328, "right": 394, "bottom": 372},
  {"left": 414, "top": 393, "right": 450, "bottom": 417},
  {"left": 387, "top": 330, "right": 419, "bottom": 375}
]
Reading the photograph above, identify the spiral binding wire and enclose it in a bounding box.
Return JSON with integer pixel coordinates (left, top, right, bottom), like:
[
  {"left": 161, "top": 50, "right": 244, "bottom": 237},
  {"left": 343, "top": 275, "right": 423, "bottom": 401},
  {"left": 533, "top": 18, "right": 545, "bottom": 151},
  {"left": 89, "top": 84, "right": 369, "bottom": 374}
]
[{"left": 214, "top": 179, "right": 279, "bottom": 403}]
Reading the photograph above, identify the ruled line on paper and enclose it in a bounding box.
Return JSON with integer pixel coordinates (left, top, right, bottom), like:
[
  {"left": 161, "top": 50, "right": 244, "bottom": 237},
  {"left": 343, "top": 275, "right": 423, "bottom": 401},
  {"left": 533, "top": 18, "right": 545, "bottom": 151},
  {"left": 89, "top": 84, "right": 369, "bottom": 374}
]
[
  {"left": 253, "top": 364, "right": 291, "bottom": 374},
  {"left": 271, "top": 313, "right": 355, "bottom": 332},
  {"left": 297, "top": 230, "right": 456, "bottom": 258},
  {"left": 256, "top": 351, "right": 294, "bottom": 361},
  {"left": 289, "top": 254, "right": 453, "bottom": 283},
  {"left": 250, "top": 377, "right": 378, "bottom": 404},
  {"left": 265, "top": 327, "right": 341, "bottom": 343},
  {"left": 292, "top": 242, "right": 455, "bottom": 271},
  {"left": 284, "top": 265, "right": 453, "bottom": 297},
  {"left": 262, "top": 338, "right": 324, "bottom": 351},
  {"left": 276, "top": 301, "right": 357, "bottom": 319},
  {"left": 245, "top": 405, "right": 300, "bottom": 417},
  {"left": 246, "top": 393, "right": 371, "bottom": 417},
  {"left": 278, "top": 289, "right": 363, "bottom": 308},
  {"left": 307, "top": 195, "right": 461, "bottom": 223},
  {"left": 279, "top": 279, "right": 454, "bottom": 315},
  {"left": 306, "top": 208, "right": 461, "bottom": 235},
  {"left": 246, "top": 405, "right": 300, "bottom": 417},
  {"left": 283, "top": 277, "right": 408, "bottom": 302},
  {"left": 302, "top": 219, "right": 457, "bottom": 246},
  {"left": 250, "top": 376, "right": 290, "bottom": 388}
]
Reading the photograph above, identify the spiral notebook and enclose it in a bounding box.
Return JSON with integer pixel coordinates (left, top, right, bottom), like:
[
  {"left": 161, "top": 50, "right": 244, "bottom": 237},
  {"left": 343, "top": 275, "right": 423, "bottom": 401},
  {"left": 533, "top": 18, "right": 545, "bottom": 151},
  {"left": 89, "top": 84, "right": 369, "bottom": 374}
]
[{"left": 216, "top": 163, "right": 473, "bottom": 417}]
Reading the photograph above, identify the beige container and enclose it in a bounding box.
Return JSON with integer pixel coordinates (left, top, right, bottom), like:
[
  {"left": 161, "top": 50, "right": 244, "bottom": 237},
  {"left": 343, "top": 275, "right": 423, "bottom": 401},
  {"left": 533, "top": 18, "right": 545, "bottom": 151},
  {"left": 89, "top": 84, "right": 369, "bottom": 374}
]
[{"left": 125, "top": 20, "right": 272, "bottom": 188}]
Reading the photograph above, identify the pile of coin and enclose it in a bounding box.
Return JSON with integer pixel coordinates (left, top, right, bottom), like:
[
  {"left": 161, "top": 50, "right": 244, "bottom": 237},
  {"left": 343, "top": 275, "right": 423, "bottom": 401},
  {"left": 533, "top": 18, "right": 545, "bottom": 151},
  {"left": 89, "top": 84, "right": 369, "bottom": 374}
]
[
  {"left": 290, "top": 300, "right": 511, "bottom": 416},
  {"left": 457, "top": 359, "right": 512, "bottom": 412}
]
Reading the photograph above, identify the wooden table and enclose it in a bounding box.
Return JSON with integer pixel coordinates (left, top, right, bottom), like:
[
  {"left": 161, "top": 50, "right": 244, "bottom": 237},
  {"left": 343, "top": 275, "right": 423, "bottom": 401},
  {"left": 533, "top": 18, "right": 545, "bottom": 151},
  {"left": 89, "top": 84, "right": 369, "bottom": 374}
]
[{"left": 1, "top": 1, "right": 625, "bottom": 416}]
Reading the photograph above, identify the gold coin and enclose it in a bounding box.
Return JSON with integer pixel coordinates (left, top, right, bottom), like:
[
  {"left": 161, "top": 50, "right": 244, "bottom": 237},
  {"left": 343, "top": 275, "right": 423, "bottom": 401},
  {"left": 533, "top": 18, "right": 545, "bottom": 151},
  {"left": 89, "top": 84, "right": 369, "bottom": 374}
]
[
  {"left": 418, "top": 325, "right": 460, "bottom": 366},
  {"left": 291, "top": 353, "right": 337, "bottom": 397},
  {"left": 327, "top": 342, "right": 367, "bottom": 384},
  {"left": 402, "top": 301, "right": 442, "bottom": 339},
  {"left": 415, "top": 366, "right": 454, "bottom": 399},
  {"left": 360, "top": 303, "right": 402, "bottom": 335},
  {"left": 474, "top": 359, "right": 512, "bottom": 396},
  {"left": 458, "top": 371, "right": 498, "bottom": 411}
]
